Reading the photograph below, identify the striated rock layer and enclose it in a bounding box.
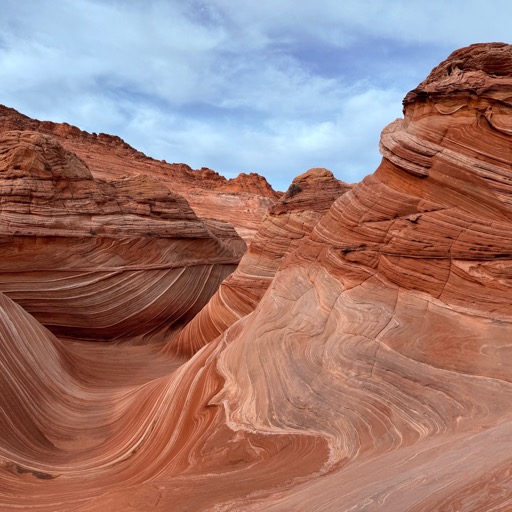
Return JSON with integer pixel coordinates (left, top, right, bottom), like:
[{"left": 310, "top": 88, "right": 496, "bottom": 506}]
[
  {"left": 0, "top": 130, "right": 243, "bottom": 342},
  {"left": 2, "top": 43, "right": 512, "bottom": 511},
  {"left": 214, "top": 42, "right": 512, "bottom": 510},
  {"left": 168, "top": 168, "right": 351, "bottom": 356},
  {"left": 0, "top": 106, "right": 279, "bottom": 242}
]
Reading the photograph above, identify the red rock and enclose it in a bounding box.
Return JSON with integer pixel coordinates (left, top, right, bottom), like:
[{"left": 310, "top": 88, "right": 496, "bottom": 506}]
[
  {"left": 208, "top": 42, "right": 512, "bottom": 510},
  {"left": 0, "top": 105, "right": 279, "bottom": 241},
  {"left": 0, "top": 130, "right": 243, "bottom": 342},
  {"left": 2, "top": 43, "right": 512, "bottom": 512},
  {"left": 167, "top": 168, "right": 351, "bottom": 355}
]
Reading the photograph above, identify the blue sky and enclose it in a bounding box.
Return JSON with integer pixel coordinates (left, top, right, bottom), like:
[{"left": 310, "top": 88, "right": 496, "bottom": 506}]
[{"left": 1, "top": 0, "right": 511, "bottom": 190}]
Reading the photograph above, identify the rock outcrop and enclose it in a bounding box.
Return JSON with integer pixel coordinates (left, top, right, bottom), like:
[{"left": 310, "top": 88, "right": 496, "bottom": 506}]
[
  {"left": 168, "top": 168, "right": 351, "bottom": 356},
  {"left": 0, "top": 106, "right": 279, "bottom": 241},
  {"left": 1, "top": 43, "right": 512, "bottom": 511},
  {"left": 209, "top": 42, "right": 512, "bottom": 510},
  {"left": 0, "top": 130, "right": 243, "bottom": 342}
]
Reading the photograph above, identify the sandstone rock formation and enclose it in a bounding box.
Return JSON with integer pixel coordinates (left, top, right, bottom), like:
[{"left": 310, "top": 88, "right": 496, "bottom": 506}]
[
  {"left": 0, "top": 105, "right": 279, "bottom": 241},
  {"left": 215, "top": 42, "right": 512, "bottom": 510},
  {"left": 168, "top": 168, "right": 351, "bottom": 356},
  {"left": 0, "top": 130, "right": 243, "bottom": 342},
  {"left": 1, "top": 43, "right": 512, "bottom": 511}
]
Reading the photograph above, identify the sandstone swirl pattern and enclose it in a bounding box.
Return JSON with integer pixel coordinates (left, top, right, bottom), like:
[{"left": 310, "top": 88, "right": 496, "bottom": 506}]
[
  {"left": 168, "top": 168, "right": 351, "bottom": 356},
  {"left": 0, "top": 130, "right": 244, "bottom": 342},
  {"left": 1, "top": 43, "right": 512, "bottom": 511}
]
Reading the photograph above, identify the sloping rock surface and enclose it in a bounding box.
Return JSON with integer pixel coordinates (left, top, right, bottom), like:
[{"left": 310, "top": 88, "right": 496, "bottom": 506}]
[
  {"left": 215, "top": 42, "right": 512, "bottom": 510},
  {"left": 0, "top": 130, "right": 243, "bottom": 342},
  {"left": 168, "top": 168, "right": 351, "bottom": 356},
  {"left": 0, "top": 106, "right": 279, "bottom": 241},
  {"left": 1, "top": 43, "right": 512, "bottom": 511}
]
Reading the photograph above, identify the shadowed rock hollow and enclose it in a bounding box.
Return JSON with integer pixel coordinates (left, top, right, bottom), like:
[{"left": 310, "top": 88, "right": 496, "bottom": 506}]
[
  {"left": 1, "top": 42, "right": 512, "bottom": 511},
  {"left": 0, "top": 130, "right": 245, "bottom": 342}
]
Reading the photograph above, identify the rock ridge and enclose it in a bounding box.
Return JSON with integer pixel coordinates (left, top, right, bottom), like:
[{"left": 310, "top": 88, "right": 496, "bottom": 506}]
[
  {"left": 404, "top": 42, "right": 512, "bottom": 104},
  {"left": 167, "top": 168, "right": 351, "bottom": 355},
  {"left": 0, "top": 105, "right": 279, "bottom": 241},
  {"left": 0, "top": 130, "right": 244, "bottom": 342}
]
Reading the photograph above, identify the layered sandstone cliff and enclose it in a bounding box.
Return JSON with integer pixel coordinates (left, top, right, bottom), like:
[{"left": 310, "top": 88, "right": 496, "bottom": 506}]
[
  {"left": 214, "top": 42, "right": 512, "bottom": 510},
  {"left": 1, "top": 43, "right": 512, "bottom": 511},
  {"left": 0, "top": 106, "right": 279, "bottom": 241},
  {"left": 168, "top": 168, "right": 351, "bottom": 356},
  {"left": 0, "top": 130, "right": 243, "bottom": 342}
]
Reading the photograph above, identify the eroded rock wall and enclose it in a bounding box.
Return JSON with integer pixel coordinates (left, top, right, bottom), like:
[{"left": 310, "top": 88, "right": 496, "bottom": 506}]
[
  {"left": 1, "top": 43, "right": 512, "bottom": 511},
  {"left": 0, "top": 131, "right": 243, "bottom": 342}
]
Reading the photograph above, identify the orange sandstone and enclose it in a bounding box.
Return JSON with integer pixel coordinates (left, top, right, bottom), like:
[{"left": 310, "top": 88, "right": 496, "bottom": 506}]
[{"left": 1, "top": 43, "right": 512, "bottom": 511}]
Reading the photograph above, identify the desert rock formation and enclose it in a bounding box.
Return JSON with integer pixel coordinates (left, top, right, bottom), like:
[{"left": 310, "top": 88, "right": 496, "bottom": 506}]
[
  {"left": 0, "top": 105, "right": 279, "bottom": 242},
  {"left": 168, "top": 167, "right": 352, "bottom": 356},
  {"left": 0, "top": 130, "right": 243, "bottom": 342},
  {"left": 1, "top": 42, "right": 512, "bottom": 511}
]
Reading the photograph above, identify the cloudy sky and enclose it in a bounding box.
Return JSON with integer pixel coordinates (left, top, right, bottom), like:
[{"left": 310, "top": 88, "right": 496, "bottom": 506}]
[{"left": 1, "top": 1, "right": 511, "bottom": 190}]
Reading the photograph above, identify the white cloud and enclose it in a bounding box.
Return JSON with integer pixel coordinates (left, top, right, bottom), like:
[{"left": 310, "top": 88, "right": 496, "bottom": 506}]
[
  {"left": 1, "top": 0, "right": 511, "bottom": 191},
  {"left": 115, "top": 85, "right": 402, "bottom": 190},
  {"left": 207, "top": 0, "right": 512, "bottom": 48}
]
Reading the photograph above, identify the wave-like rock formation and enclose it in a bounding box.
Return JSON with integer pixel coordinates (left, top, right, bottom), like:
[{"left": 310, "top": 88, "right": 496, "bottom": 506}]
[
  {"left": 215, "top": 42, "right": 512, "bottom": 510},
  {"left": 2, "top": 43, "right": 512, "bottom": 511},
  {"left": 168, "top": 168, "right": 351, "bottom": 356},
  {"left": 0, "top": 130, "right": 243, "bottom": 342},
  {"left": 0, "top": 106, "right": 279, "bottom": 241}
]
